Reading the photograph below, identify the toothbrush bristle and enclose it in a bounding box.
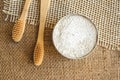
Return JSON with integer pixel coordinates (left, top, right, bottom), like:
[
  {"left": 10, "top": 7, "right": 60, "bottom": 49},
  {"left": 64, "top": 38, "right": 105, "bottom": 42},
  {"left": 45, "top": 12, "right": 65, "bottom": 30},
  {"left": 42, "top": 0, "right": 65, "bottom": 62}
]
[
  {"left": 12, "top": 19, "right": 25, "bottom": 42},
  {"left": 34, "top": 43, "right": 44, "bottom": 66}
]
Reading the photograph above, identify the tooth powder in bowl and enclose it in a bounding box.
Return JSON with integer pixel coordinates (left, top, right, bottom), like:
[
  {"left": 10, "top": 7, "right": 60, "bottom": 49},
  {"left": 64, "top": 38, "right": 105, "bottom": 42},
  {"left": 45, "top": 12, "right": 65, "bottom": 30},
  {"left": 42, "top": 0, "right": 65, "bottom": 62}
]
[{"left": 52, "top": 14, "right": 97, "bottom": 59}]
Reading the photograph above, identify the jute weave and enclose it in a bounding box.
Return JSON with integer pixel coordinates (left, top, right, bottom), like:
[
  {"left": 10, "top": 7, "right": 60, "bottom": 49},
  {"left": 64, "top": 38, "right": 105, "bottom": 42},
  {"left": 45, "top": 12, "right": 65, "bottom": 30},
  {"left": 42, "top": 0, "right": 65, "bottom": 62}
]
[
  {"left": 1, "top": 0, "right": 120, "bottom": 80},
  {"left": 3, "top": 0, "right": 120, "bottom": 51}
]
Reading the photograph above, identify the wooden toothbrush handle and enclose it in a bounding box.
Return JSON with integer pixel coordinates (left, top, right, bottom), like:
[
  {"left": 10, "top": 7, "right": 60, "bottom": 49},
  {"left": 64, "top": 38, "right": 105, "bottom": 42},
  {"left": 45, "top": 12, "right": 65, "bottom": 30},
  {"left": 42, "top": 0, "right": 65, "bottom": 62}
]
[
  {"left": 34, "top": 0, "right": 51, "bottom": 66},
  {"left": 20, "top": 0, "right": 32, "bottom": 20},
  {"left": 33, "top": 17, "right": 46, "bottom": 66},
  {"left": 12, "top": 0, "right": 32, "bottom": 42}
]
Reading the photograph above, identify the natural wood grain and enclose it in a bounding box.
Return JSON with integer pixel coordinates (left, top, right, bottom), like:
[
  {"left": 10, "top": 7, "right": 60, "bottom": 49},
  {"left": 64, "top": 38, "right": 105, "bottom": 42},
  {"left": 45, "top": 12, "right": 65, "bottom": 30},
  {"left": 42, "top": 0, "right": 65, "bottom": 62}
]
[
  {"left": 34, "top": 0, "right": 51, "bottom": 66},
  {"left": 12, "top": 0, "right": 32, "bottom": 42}
]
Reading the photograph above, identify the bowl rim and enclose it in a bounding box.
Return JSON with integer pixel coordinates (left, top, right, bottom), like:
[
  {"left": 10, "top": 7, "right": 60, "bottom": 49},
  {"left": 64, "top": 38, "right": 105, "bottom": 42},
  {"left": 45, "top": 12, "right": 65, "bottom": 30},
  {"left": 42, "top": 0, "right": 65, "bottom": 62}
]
[{"left": 52, "top": 14, "right": 98, "bottom": 59}]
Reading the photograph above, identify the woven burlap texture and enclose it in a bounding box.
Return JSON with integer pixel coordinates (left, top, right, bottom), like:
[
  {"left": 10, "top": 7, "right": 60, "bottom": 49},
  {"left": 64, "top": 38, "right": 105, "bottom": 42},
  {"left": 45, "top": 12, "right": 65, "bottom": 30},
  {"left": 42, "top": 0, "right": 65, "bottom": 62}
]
[
  {"left": 3, "top": 0, "right": 120, "bottom": 51},
  {"left": 1, "top": 0, "right": 120, "bottom": 80}
]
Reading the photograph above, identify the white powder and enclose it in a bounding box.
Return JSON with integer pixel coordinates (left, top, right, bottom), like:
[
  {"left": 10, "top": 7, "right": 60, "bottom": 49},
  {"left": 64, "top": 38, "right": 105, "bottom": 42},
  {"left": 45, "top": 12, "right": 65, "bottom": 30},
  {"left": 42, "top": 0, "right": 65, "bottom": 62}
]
[{"left": 53, "top": 14, "right": 97, "bottom": 59}]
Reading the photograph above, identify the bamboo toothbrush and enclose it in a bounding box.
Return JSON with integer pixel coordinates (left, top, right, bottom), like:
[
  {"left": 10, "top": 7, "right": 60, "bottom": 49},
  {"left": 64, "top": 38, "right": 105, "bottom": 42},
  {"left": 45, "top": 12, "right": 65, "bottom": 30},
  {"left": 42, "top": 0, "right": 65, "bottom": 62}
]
[
  {"left": 12, "top": 0, "right": 32, "bottom": 42},
  {"left": 34, "top": 0, "right": 51, "bottom": 66}
]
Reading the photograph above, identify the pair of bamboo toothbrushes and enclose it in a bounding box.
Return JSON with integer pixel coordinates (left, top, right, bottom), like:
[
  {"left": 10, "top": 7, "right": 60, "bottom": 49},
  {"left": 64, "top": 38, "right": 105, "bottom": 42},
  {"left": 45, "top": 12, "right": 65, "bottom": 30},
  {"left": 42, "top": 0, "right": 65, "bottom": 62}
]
[{"left": 12, "top": 0, "right": 51, "bottom": 66}]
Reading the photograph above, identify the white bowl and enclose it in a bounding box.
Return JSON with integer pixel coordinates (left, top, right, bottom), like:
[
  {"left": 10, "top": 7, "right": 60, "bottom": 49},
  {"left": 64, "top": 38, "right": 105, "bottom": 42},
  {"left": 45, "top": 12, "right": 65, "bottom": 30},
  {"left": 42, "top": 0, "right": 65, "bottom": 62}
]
[{"left": 52, "top": 14, "right": 98, "bottom": 59}]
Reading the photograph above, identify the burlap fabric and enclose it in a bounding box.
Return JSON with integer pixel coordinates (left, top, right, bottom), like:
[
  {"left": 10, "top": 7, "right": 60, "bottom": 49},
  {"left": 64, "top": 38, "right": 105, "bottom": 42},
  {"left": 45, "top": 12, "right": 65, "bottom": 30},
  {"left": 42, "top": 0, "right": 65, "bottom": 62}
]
[
  {"left": 2, "top": 0, "right": 120, "bottom": 51},
  {"left": 1, "top": 0, "right": 120, "bottom": 80}
]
